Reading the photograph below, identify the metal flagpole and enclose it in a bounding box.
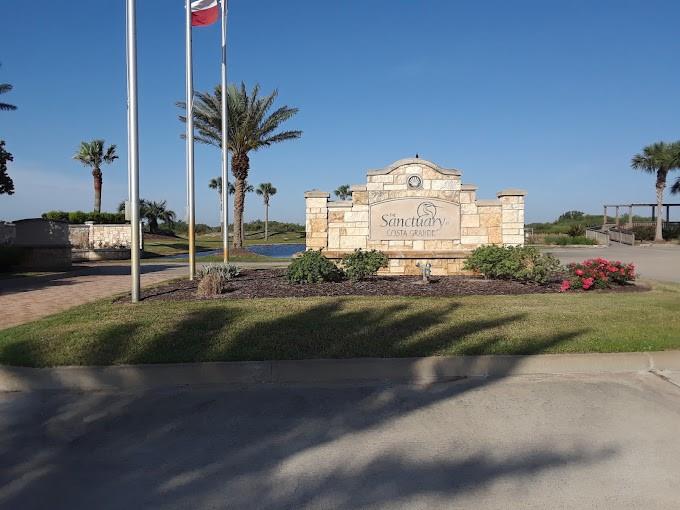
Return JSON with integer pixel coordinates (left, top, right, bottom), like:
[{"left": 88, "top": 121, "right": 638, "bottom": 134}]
[
  {"left": 221, "top": 0, "right": 229, "bottom": 263},
  {"left": 186, "top": 0, "right": 196, "bottom": 279},
  {"left": 126, "top": 0, "right": 141, "bottom": 302}
]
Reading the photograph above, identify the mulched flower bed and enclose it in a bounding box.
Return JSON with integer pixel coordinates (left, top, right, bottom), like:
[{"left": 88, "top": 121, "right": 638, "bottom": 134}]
[{"left": 127, "top": 269, "right": 647, "bottom": 303}]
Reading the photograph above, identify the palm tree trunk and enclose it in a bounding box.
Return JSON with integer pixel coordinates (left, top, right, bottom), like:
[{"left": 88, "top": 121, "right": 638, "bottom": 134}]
[
  {"left": 231, "top": 152, "right": 250, "bottom": 249},
  {"left": 218, "top": 194, "right": 223, "bottom": 235},
  {"left": 655, "top": 170, "right": 667, "bottom": 242},
  {"left": 264, "top": 200, "right": 269, "bottom": 240},
  {"left": 232, "top": 178, "right": 245, "bottom": 249},
  {"left": 92, "top": 168, "right": 103, "bottom": 213}
]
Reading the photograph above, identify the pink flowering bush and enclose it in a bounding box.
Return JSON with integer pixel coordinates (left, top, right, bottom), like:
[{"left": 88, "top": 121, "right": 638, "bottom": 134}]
[{"left": 560, "top": 258, "right": 635, "bottom": 291}]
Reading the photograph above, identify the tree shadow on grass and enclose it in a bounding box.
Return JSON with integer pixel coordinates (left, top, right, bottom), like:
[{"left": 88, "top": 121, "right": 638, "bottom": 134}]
[{"left": 121, "top": 298, "right": 586, "bottom": 364}]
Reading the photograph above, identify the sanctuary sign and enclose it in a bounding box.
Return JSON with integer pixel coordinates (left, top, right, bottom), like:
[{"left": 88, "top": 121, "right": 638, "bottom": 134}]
[
  {"left": 370, "top": 198, "right": 461, "bottom": 240},
  {"left": 305, "top": 158, "right": 526, "bottom": 275}
]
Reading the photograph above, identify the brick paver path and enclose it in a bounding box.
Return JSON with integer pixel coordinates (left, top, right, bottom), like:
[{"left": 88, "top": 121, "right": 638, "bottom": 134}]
[{"left": 0, "top": 263, "right": 187, "bottom": 330}]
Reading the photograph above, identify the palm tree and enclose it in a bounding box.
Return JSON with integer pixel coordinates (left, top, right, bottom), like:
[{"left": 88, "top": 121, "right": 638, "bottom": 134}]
[
  {"left": 631, "top": 141, "right": 680, "bottom": 242},
  {"left": 178, "top": 83, "right": 301, "bottom": 248},
  {"left": 73, "top": 140, "right": 118, "bottom": 213},
  {"left": 209, "top": 176, "right": 224, "bottom": 233},
  {"left": 334, "top": 184, "right": 351, "bottom": 200},
  {"left": 228, "top": 180, "right": 253, "bottom": 245},
  {"left": 256, "top": 183, "right": 277, "bottom": 240},
  {"left": 0, "top": 64, "right": 16, "bottom": 112},
  {"left": 141, "top": 200, "right": 176, "bottom": 234},
  {"left": 672, "top": 176, "right": 680, "bottom": 195},
  {"left": 228, "top": 180, "right": 254, "bottom": 194}
]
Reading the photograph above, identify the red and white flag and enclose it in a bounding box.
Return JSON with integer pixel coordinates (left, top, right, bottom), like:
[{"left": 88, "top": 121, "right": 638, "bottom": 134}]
[{"left": 191, "top": 0, "right": 219, "bottom": 27}]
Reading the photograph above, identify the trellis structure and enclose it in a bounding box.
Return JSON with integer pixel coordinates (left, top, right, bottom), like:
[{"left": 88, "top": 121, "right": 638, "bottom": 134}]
[{"left": 602, "top": 203, "right": 680, "bottom": 228}]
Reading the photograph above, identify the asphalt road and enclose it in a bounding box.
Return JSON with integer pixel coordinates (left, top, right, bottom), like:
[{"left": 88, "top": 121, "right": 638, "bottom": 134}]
[
  {"left": 2, "top": 372, "right": 680, "bottom": 509},
  {"left": 544, "top": 243, "right": 680, "bottom": 282}
]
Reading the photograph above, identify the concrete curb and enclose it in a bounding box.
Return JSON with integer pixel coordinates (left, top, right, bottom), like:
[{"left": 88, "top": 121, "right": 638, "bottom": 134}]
[{"left": 2, "top": 351, "right": 680, "bottom": 392}]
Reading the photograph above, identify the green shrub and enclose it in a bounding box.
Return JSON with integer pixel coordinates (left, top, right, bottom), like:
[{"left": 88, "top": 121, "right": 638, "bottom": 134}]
[
  {"left": 286, "top": 250, "right": 344, "bottom": 283},
  {"left": 567, "top": 224, "right": 586, "bottom": 237},
  {"left": 463, "top": 245, "right": 561, "bottom": 284},
  {"left": 544, "top": 235, "right": 596, "bottom": 246},
  {"left": 42, "top": 210, "right": 126, "bottom": 224},
  {"left": 341, "top": 249, "right": 388, "bottom": 282}
]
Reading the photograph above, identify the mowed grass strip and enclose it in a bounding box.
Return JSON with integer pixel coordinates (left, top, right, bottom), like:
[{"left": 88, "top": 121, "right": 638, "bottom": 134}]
[{"left": 1, "top": 282, "right": 679, "bottom": 367}]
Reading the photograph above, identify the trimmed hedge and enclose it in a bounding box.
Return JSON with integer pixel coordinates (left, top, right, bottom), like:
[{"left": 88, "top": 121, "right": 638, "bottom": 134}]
[{"left": 42, "top": 211, "right": 126, "bottom": 224}]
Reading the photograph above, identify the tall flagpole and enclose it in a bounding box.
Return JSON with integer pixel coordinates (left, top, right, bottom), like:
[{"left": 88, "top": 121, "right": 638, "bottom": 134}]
[
  {"left": 126, "top": 0, "right": 141, "bottom": 302},
  {"left": 185, "top": 0, "right": 196, "bottom": 280},
  {"left": 221, "top": 0, "right": 229, "bottom": 263}
]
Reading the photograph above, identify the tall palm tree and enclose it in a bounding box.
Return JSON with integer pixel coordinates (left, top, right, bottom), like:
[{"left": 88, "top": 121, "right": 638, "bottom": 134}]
[
  {"left": 73, "top": 140, "right": 118, "bottom": 213},
  {"left": 631, "top": 141, "right": 680, "bottom": 242},
  {"left": 209, "top": 176, "right": 224, "bottom": 233},
  {"left": 0, "top": 64, "right": 16, "bottom": 112},
  {"left": 256, "top": 183, "right": 277, "bottom": 240},
  {"left": 141, "top": 200, "right": 176, "bottom": 234},
  {"left": 334, "top": 184, "right": 351, "bottom": 200},
  {"left": 178, "top": 82, "right": 301, "bottom": 248}
]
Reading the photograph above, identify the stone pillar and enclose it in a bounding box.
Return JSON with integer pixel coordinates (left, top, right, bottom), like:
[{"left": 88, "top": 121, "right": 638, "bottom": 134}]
[
  {"left": 85, "top": 220, "right": 95, "bottom": 248},
  {"left": 497, "top": 189, "right": 527, "bottom": 246},
  {"left": 615, "top": 206, "right": 620, "bottom": 227},
  {"left": 627, "top": 205, "right": 633, "bottom": 228},
  {"left": 305, "top": 191, "right": 330, "bottom": 250}
]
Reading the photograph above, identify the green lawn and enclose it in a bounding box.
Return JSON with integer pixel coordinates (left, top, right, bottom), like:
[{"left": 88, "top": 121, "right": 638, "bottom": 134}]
[{"left": 1, "top": 282, "right": 679, "bottom": 367}]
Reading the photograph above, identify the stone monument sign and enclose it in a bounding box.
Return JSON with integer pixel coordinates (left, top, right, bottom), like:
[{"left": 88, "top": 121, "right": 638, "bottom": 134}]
[{"left": 305, "top": 158, "right": 526, "bottom": 275}]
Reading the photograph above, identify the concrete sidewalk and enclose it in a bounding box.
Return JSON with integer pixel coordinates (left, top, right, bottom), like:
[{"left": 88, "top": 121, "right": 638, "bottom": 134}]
[
  {"left": 0, "top": 263, "right": 186, "bottom": 330},
  {"left": 2, "top": 351, "right": 679, "bottom": 392}
]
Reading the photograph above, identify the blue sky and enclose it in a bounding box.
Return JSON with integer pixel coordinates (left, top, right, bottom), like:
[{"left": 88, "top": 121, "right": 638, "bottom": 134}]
[{"left": 1, "top": 0, "right": 679, "bottom": 224}]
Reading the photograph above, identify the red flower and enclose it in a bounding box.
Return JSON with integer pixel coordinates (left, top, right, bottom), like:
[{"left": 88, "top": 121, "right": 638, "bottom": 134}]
[
  {"left": 560, "top": 280, "right": 571, "bottom": 292},
  {"left": 575, "top": 269, "right": 584, "bottom": 276}
]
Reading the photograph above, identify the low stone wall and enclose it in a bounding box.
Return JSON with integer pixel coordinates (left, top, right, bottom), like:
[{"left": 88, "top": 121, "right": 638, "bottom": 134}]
[
  {"left": 0, "top": 222, "right": 15, "bottom": 246},
  {"left": 72, "top": 248, "right": 132, "bottom": 262},
  {"left": 4, "top": 219, "right": 72, "bottom": 271},
  {"left": 69, "top": 223, "right": 132, "bottom": 249}
]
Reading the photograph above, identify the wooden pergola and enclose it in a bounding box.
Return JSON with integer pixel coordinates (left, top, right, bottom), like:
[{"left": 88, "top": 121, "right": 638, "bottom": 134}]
[{"left": 603, "top": 203, "right": 680, "bottom": 228}]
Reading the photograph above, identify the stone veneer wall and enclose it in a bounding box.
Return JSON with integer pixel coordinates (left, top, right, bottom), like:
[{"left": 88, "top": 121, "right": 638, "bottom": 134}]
[
  {"left": 68, "top": 223, "right": 132, "bottom": 249},
  {"left": 305, "top": 159, "right": 526, "bottom": 275}
]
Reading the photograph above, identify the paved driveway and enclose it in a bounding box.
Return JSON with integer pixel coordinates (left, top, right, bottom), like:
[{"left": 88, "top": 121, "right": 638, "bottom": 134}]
[
  {"left": 0, "top": 263, "right": 186, "bottom": 330},
  {"left": 544, "top": 243, "right": 680, "bottom": 282},
  {"left": 1, "top": 372, "right": 679, "bottom": 509}
]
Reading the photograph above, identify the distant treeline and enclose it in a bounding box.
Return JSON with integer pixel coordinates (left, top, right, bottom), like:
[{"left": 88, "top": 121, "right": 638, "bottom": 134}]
[{"left": 171, "top": 220, "right": 304, "bottom": 235}]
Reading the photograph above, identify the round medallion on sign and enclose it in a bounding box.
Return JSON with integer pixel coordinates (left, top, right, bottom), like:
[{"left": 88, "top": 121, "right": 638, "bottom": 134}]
[{"left": 407, "top": 175, "right": 422, "bottom": 189}]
